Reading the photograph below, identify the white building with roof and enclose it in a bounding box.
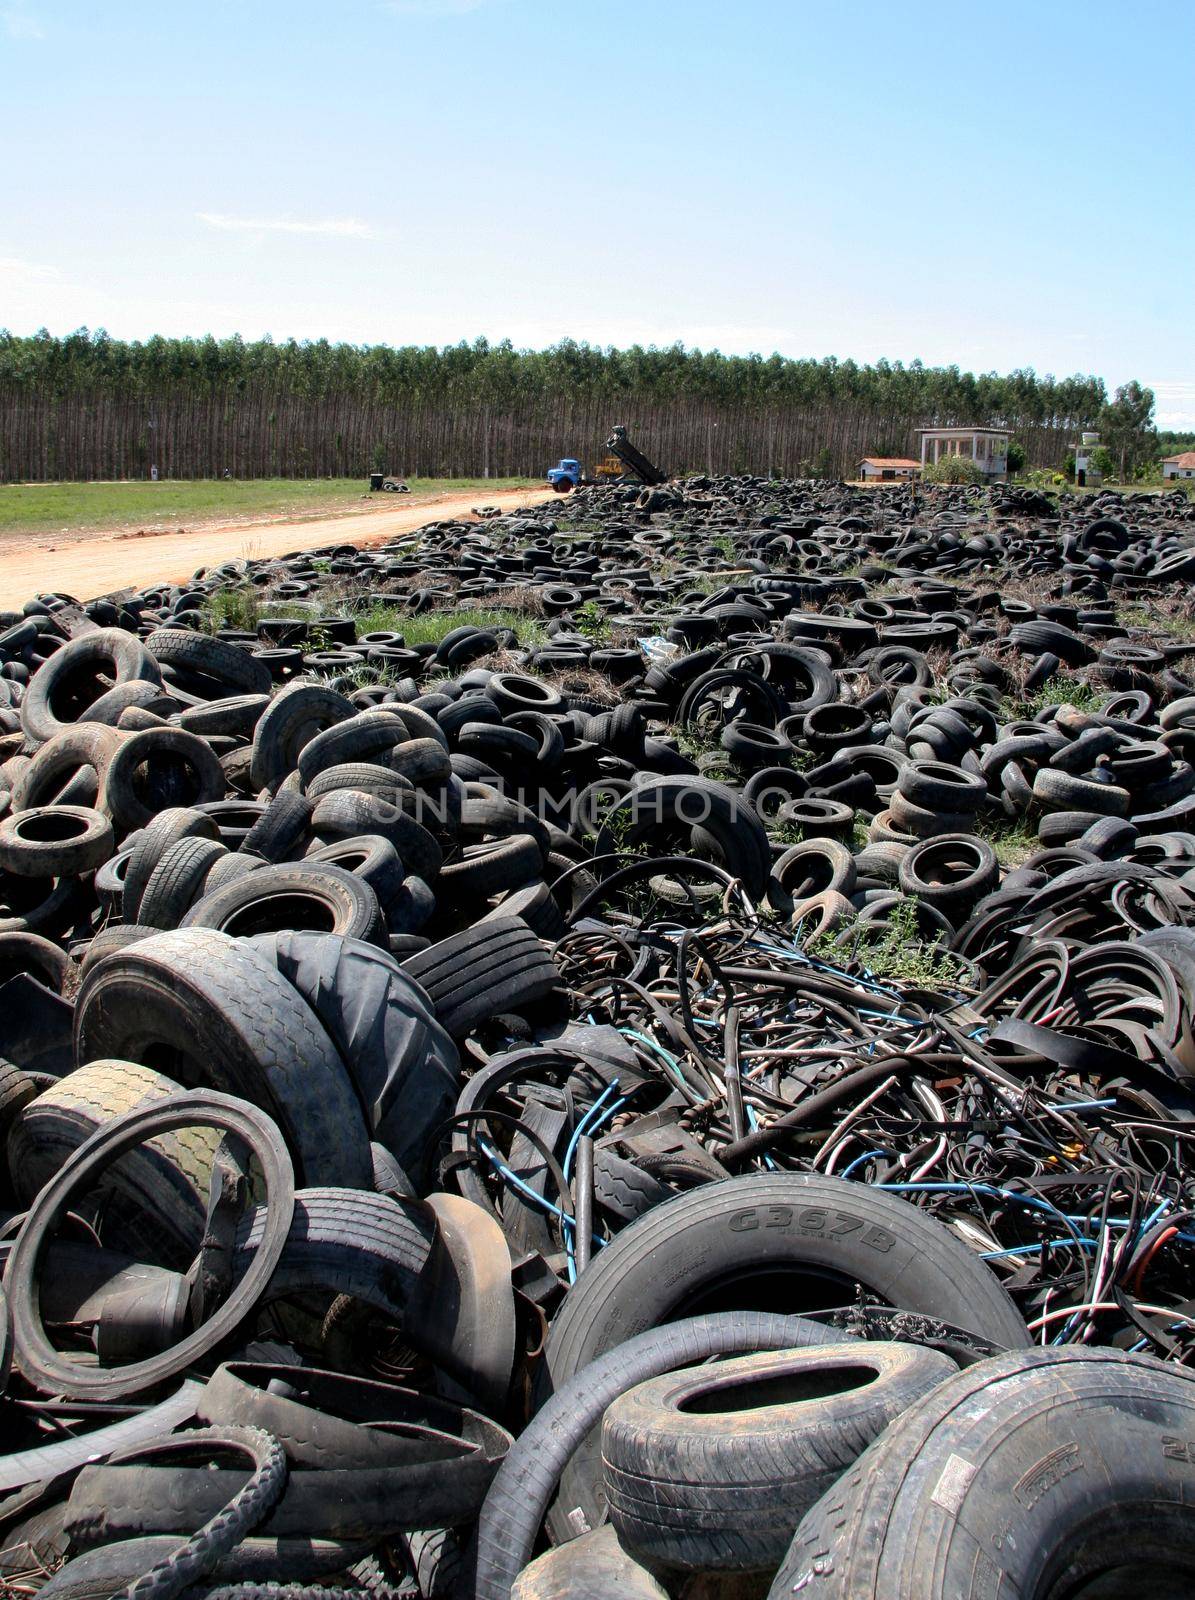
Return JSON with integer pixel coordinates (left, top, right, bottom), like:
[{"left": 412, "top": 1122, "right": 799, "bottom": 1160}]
[{"left": 918, "top": 427, "right": 1010, "bottom": 479}]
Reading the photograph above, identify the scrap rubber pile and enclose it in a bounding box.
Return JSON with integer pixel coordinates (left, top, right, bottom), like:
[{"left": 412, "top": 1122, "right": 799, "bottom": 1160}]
[{"left": 1, "top": 475, "right": 1195, "bottom": 1596}]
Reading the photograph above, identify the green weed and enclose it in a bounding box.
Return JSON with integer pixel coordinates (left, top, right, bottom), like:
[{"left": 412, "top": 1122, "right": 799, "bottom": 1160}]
[
  {"left": 976, "top": 816, "right": 1038, "bottom": 869},
  {"left": 813, "top": 896, "right": 968, "bottom": 990},
  {"left": 203, "top": 586, "right": 261, "bottom": 632},
  {"left": 575, "top": 600, "right": 610, "bottom": 645},
  {"left": 1002, "top": 674, "right": 1106, "bottom": 720}
]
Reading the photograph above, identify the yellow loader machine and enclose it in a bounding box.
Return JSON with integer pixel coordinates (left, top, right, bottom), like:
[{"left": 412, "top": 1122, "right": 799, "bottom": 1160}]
[{"left": 546, "top": 426, "right": 667, "bottom": 494}]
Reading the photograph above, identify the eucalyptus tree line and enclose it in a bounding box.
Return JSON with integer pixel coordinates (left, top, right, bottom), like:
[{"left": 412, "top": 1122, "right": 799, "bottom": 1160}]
[{"left": 0, "top": 329, "right": 1114, "bottom": 482}]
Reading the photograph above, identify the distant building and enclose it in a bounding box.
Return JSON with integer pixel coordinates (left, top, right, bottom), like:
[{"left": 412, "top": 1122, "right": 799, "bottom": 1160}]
[
  {"left": 858, "top": 457, "right": 921, "bottom": 481},
  {"left": 1074, "top": 431, "right": 1103, "bottom": 487},
  {"left": 1163, "top": 452, "right": 1195, "bottom": 481},
  {"left": 918, "top": 427, "right": 1010, "bottom": 479}
]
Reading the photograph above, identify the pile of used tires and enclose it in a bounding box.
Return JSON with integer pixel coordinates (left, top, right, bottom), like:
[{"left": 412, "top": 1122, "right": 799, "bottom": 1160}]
[{"left": 1, "top": 474, "right": 1195, "bottom": 1598}]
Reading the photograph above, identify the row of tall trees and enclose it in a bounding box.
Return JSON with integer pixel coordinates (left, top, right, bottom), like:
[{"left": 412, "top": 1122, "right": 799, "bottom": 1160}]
[{"left": 0, "top": 329, "right": 1116, "bottom": 482}]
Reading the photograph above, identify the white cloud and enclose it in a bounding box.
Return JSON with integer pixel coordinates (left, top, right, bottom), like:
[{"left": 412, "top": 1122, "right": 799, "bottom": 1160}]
[
  {"left": 1145, "top": 381, "right": 1195, "bottom": 430},
  {"left": 196, "top": 212, "right": 377, "bottom": 239},
  {"left": 2, "top": 3, "right": 44, "bottom": 39}
]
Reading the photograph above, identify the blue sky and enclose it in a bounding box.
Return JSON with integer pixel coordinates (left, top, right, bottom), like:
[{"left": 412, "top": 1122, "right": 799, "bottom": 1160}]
[{"left": 2, "top": 0, "right": 1192, "bottom": 424}]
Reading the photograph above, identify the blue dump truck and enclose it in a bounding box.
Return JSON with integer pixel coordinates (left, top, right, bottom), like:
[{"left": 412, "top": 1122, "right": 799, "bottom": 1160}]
[
  {"left": 545, "top": 427, "right": 667, "bottom": 493},
  {"left": 546, "top": 457, "right": 584, "bottom": 491}
]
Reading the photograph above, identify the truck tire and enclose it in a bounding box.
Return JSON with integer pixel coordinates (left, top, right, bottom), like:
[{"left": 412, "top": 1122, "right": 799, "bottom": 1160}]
[
  {"left": 770, "top": 1348, "right": 1195, "bottom": 1600},
  {"left": 73, "top": 928, "right": 372, "bottom": 1190}
]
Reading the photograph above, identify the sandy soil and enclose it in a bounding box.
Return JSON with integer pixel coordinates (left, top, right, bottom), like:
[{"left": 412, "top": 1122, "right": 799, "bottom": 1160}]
[{"left": 0, "top": 484, "right": 558, "bottom": 610}]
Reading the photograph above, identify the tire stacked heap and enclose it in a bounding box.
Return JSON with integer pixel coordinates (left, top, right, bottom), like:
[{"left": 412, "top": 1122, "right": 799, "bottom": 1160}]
[{"left": 0, "top": 477, "right": 1194, "bottom": 1596}]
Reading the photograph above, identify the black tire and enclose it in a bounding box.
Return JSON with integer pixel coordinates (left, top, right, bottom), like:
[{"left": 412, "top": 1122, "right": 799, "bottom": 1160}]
[
  {"left": 240, "top": 790, "right": 314, "bottom": 864},
  {"left": 145, "top": 628, "right": 273, "bottom": 698},
  {"left": 80, "top": 923, "right": 158, "bottom": 971},
  {"left": 182, "top": 862, "right": 386, "bottom": 947},
  {"left": 478, "top": 881, "right": 568, "bottom": 943},
  {"left": 594, "top": 777, "right": 770, "bottom": 901},
  {"left": 771, "top": 839, "right": 856, "bottom": 906},
  {"left": 250, "top": 682, "right": 355, "bottom": 793},
  {"left": 0, "top": 805, "right": 114, "bottom": 878},
  {"left": 306, "top": 835, "right": 405, "bottom": 907},
  {"left": 123, "top": 807, "right": 221, "bottom": 924},
  {"left": 196, "top": 1359, "right": 501, "bottom": 1471},
  {"left": 439, "top": 836, "right": 543, "bottom": 903},
  {"left": 100, "top": 728, "right": 226, "bottom": 832},
  {"left": 1032, "top": 766, "right": 1130, "bottom": 815},
  {"left": 311, "top": 789, "right": 442, "bottom": 883},
  {"left": 304, "top": 761, "right": 413, "bottom": 803},
  {"left": 12, "top": 724, "right": 124, "bottom": 812},
  {"left": 294, "top": 709, "right": 409, "bottom": 787},
  {"left": 896, "top": 833, "right": 998, "bottom": 919},
  {"left": 138, "top": 836, "right": 229, "bottom": 930},
  {"left": 37, "top": 1536, "right": 366, "bottom": 1599},
  {"left": 247, "top": 931, "right": 459, "bottom": 1183},
  {"left": 603, "top": 1341, "right": 955, "bottom": 1573},
  {"left": 0, "top": 1056, "right": 39, "bottom": 1139},
  {"left": 0, "top": 929, "right": 71, "bottom": 991},
  {"left": 202, "top": 851, "right": 266, "bottom": 894},
  {"left": 402, "top": 917, "right": 560, "bottom": 1038},
  {"left": 1077, "top": 814, "right": 1139, "bottom": 859},
  {"left": 20, "top": 629, "right": 161, "bottom": 745},
  {"left": 896, "top": 759, "right": 985, "bottom": 812},
  {"left": 7, "top": 1058, "right": 220, "bottom": 1263},
  {"left": 770, "top": 1348, "right": 1195, "bottom": 1600},
  {"left": 176, "top": 693, "right": 270, "bottom": 740},
  {"left": 542, "top": 1175, "right": 1027, "bottom": 1399},
  {"left": 510, "top": 1527, "right": 667, "bottom": 1600},
  {"left": 886, "top": 790, "right": 973, "bottom": 839},
  {"left": 6, "top": 1088, "right": 295, "bottom": 1400},
  {"left": 74, "top": 928, "right": 372, "bottom": 1189},
  {"left": 474, "top": 1311, "right": 853, "bottom": 1600},
  {"left": 86, "top": 1425, "right": 287, "bottom": 1600}
]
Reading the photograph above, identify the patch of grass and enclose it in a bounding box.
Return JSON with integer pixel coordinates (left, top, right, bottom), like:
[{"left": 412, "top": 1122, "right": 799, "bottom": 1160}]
[
  {"left": 772, "top": 819, "right": 807, "bottom": 847},
  {"left": 976, "top": 815, "right": 1038, "bottom": 869},
  {"left": 575, "top": 600, "right": 610, "bottom": 645},
  {"left": 352, "top": 605, "right": 548, "bottom": 649},
  {"left": 1001, "top": 673, "right": 1106, "bottom": 721},
  {"left": 674, "top": 726, "right": 722, "bottom": 763},
  {"left": 0, "top": 476, "right": 541, "bottom": 539},
  {"left": 813, "top": 896, "right": 968, "bottom": 990},
  {"left": 203, "top": 585, "right": 261, "bottom": 632},
  {"left": 1118, "top": 601, "right": 1195, "bottom": 642}
]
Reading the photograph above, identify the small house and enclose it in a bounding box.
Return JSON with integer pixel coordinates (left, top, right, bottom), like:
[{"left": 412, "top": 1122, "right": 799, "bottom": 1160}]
[
  {"left": 918, "top": 427, "right": 1010, "bottom": 479},
  {"left": 1074, "top": 431, "right": 1103, "bottom": 487},
  {"left": 858, "top": 457, "right": 921, "bottom": 481},
  {"left": 1163, "top": 452, "right": 1195, "bottom": 481}
]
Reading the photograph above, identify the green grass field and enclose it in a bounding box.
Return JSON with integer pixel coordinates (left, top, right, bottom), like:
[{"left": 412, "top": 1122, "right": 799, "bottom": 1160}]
[{"left": 0, "top": 477, "right": 542, "bottom": 538}]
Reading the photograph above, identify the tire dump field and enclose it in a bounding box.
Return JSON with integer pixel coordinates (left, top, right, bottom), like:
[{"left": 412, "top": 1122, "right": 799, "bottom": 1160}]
[{"left": 2, "top": 475, "right": 1195, "bottom": 1598}]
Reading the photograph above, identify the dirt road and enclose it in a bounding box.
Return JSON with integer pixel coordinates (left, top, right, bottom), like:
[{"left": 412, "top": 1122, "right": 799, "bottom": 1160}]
[{"left": 0, "top": 484, "right": 557, "bottom": 611}]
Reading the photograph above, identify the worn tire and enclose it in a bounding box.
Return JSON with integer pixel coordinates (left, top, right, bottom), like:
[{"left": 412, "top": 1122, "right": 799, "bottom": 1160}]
[
  {"left": 247, "top": 931, "right": 459, "bottom": 1183},
  {"left": 138, "top": 836, "right": 230, "bottom": 930},
  {"left": 510, "top": 1527, "right": 667, "bottom": 1600},
  {"left": 123, "top": 807, "right": 221, "bottom": 924},
  {"left": 7, "top": 1058, "right": 221, "bottom": 1263},
  {"left": 602, "top": 1341, "right": 955, "bottom": 1572},
  {"left": 0, "top": 806, "right": 114, "bottom": 878},
  {"left": 769, "top": 1348, "right": 1195, "bottom": 1600},
  {"left": 402, "top": 917, "right": 560, "bottom": 1038},
  {"left": 73, "top": 928, "right": 372, "bottom": 1189},
  {"left": 183, "top": 862, "right": 386, "bottom": 946}
]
